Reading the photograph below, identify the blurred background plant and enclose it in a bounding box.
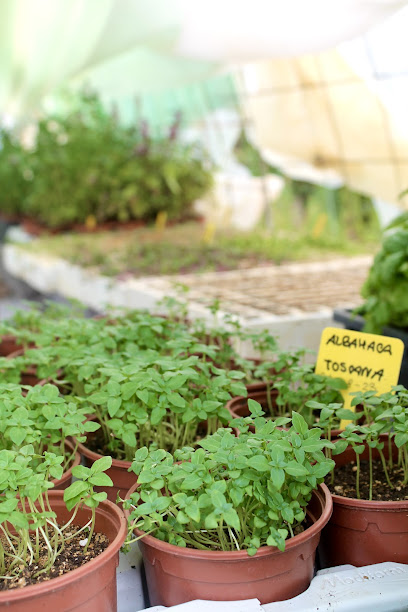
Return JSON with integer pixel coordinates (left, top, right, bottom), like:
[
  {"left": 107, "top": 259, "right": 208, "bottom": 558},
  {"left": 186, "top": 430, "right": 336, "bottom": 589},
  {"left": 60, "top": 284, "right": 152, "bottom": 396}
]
[
  {"left": 355, "top": 211, "right": 408, "bottom": 332},
  {"left": 0, "top": 92, "right": 213, "bottom": 230}
]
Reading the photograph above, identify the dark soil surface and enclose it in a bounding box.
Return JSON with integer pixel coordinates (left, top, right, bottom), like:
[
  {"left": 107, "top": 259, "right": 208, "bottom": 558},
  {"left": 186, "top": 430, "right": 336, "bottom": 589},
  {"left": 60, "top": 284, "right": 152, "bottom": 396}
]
[
  {"left": 327, "top": 459, "right": 408, "bottom": 501},
  {"left": 0, "top": 526, "right": 109, "bottom": 591},
  {"left": 86, "top": 429, "right": 118, "bottom": 459}
]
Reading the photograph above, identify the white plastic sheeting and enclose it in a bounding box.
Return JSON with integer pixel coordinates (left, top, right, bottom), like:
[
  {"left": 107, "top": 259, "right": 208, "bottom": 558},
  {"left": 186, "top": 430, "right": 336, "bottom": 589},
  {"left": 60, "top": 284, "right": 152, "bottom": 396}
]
[
  {"left": 2, "top": 0, "right": 408, "bottom": 210},
  {"left": 236, "top": 3, "right": 408, "bottom": 208},
  {"left": 1, "top": 0, "right": 404, "bottom": 120}
]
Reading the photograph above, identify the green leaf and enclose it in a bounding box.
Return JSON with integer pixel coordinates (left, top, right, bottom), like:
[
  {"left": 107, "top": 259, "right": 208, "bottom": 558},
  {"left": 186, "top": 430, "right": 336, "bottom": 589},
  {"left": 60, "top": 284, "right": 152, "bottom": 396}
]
[
  {"left": 291, "top": 411, "right": 308, "bottom": 436},
  {"left": 185, "top": 502, "right": 200, "bottom": 523},
  {"left": 136, "top": 390, "right": 149, "bottom": 404},
  {"left": 180, "top": 474, "right": 203, "bottom": 490},
  {"left": 123, "top": 431, "right": 137, "bottom": 448},
  {"left": 247, "top": 398, "right": 264, "bottom": 417},
  {"left": 166, "top": 375, "right": 188, "bottom": 390},
  {"left": 8, "top": 427, "right": 26, "bottom": 446},
  {"left": 223, "top": 508, "right": 240, "bottom": 531},
  {"left": 92, "top": 491, "right": 108, "bottom": 502},
  {"left": 88, "top": 393, "right": 107, "bottom": 405},
  {"left": 64, "top": 480, "right": 89, "bottom": 502},
  {"left": 270, "top": 467, "right": 285, "bottom": 490},
  {"left": 89, "top": 472, "right": 113, "bottom": 487},
  {"left": 284, "top": 461, "right": 309, "bottom": 477},
  {"left": 134, "top": 447, "right": 148, "bottom": 461},
  {"left": 210, "top": 490, "right": 226, "bottom": 508},
  {"left": 107, "top": 396, "right": 122, "bottom": 417},
  {"left": 122, "top": 381, "right": 140, "bottom": 400},
  {"left": 151, "top": 406, "right": 165, "bottom": 425},
  {"left": 107, "top": 380, "right": 121, "bottom": 396},
  {"left": 90, "top": 455, "right": 112, "bottom": 474},
  {"left": 204, "top": 512, "right": 218, "bottom": 529},
  {"left": 176, "top": 510, "right": 189, "bottom": 524},
  {"left": 71, "top": 465, "right": 91, "bottom": 480},
  {"left": 247, "top": 455, "right": 270, "bottom": 472},
  {"left": 168, "top": 393, "right": 186, "bottom": 408}
]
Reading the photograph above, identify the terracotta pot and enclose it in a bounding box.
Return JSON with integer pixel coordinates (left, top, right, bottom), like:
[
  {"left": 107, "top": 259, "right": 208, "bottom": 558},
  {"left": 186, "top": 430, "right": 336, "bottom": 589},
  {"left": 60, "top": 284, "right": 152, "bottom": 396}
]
[
  {"left": 52, "top": 441, "right": 81, "bottom": 491},
  {"left": 0, "top": 334, "right": 23, "bottom": 357},
  {"left": 226, "top": 383, "right": 280, "bottom": 434},
  {"left": 125, "top": 482, "right": 332, "bottom": 606},
  {"left": 77, "top": 436, "right": 137, "bottom": 503},
  {"left": 227, "top": 383, "right": 279, "bottom": 419},
  {"left": 318, "top": 436, "right": 408, "bottom": 567},
  {"left": 6, "top": 349, "right": 47, "bottom": 387},
  {"left": 0, "top": 490, "right": 127, "bottom": 611}
]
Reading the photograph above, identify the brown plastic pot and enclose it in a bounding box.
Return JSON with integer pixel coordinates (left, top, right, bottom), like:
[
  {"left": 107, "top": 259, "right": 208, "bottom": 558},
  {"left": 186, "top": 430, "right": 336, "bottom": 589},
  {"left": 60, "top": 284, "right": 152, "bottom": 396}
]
[
  {"left": 0, "top": 490, "right": 127, "bottom": 611},
  {"left": 77, "top": 435, "right": 137, "bottom": 503},
  {"left": 318, "top": 436, "right": 408, "bottom": 567},
  {"left": 6, "top": 349, "right": 47, "bottom": 387},
  {"left": 0, "top": 334, "right": 23, "bottom": 356},
  {"left": 125, "top": 482, "right": 332, "bottom": 606},
  {"left": 227, "top": 383, "right": 279, "bottom": 419}
]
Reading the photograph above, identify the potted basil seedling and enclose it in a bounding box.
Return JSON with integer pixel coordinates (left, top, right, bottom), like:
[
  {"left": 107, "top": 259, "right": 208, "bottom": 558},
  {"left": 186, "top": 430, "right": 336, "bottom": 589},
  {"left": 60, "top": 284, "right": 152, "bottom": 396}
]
[
  {"left": 0, "top": 382, "right": 99, "bottom": 489},
  {"left": 318, "top": 386, "right": 408, "bottom": 567},
  {"left": 0, "top": 448, "right": 126, "bottom": 611},
  {"left": 123, "top": 401, "right": 334, "bottom": 606},
  {"left": 76, "top": 352, "right": 246, "bottom": 501}
]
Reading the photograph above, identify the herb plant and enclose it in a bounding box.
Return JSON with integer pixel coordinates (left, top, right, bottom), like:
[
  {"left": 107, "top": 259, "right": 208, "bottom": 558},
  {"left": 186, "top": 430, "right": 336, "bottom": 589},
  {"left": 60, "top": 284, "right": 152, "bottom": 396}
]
[
  {"left": 0, "top": 92, "right": 213, "bottom": 229},
  {"left": 356, "top": 212, "right": 408, "bottom": 332},
  {"left": 0, "top": 383, "right": 99, "bottom": 472},
  {"left": 0, "top": 447, "right": 112, "bottom": 582},
  {"left": 124, "top": 400, "right": 334, "bottom": 555},
  {"left": 83, "top": 353, "right": 247, "bottom": 460},
  {"left": 328, "top": 386, "right": 408, "bottom": 499}
]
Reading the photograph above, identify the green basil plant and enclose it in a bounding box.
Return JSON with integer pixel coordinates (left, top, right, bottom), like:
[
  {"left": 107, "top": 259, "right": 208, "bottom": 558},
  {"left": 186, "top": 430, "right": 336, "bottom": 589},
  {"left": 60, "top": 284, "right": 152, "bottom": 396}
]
[{"left": 124, "top": 400, "right": 334, "bottom": 555}]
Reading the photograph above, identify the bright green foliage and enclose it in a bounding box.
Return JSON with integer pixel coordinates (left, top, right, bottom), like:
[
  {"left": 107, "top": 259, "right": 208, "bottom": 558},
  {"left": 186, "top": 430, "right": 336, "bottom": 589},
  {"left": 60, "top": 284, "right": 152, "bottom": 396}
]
[
  {"left": 0, "top": 130, "right": 31, "bottom": 217},
  {"left": 0, "top": 447, "right": 112, "bottom": 579},
  {"left": 125, "top": 404, "right": 334, "bottom": 555},
  {"left": 357, "top": 213, "right": 408, "bottom": 332},
  {"left": 82, "top": 352, "right": 246, "bottom": 460},
  {"left": 0, "top": 93, "right": 213, "bottom": 229},
  {"left": 323, "top": 385, "right": 408, "bottom": 500},
  {"left": 253, "top": 351, "right": 347, "bottom": 424},
  {"left": 0, "top": 383, "right": 99, "bottom": 471}
]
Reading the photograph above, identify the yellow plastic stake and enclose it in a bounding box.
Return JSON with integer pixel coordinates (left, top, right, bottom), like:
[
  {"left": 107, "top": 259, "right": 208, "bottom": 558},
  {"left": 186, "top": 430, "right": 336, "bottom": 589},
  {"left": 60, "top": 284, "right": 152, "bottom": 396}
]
[
  {"left": 312, "top": 213, "right": 328, "bottom": 238},
  {"left": 203, "top": 221, "right": 216, "bottom": 245},
  {"left": 85, "top": 215, "right": 97, "bottom": 230},
  {"left": 315, "top": 327, "right": 404, "bottom": 428},
  {"left": 155, "top": 211, "right": 168, "bottom": 232}
]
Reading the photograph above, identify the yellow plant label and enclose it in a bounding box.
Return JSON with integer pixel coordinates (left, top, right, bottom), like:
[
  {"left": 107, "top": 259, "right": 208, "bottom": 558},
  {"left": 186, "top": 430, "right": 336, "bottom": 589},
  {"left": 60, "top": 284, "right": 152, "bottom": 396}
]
[
  {"left": 155, "top": 211, "right": 168, "bottom": 231},
  {"left": 202, "top": 221, "right": 216, "bottom": 245},
  {"left": 315, "top": 327, "right": 404, "bottom": 416},
  {"left": 85, "top": 214, "right": 97, "bottom": 230}
]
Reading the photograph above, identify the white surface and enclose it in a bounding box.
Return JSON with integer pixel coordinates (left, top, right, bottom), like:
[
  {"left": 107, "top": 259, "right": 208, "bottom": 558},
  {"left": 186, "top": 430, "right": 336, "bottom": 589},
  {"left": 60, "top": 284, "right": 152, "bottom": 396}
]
[
  {"left": 117, "top": 543, "right": 145, "bottom": 612},
  {"left": 127, "top": 563, "right": 408, "bottom": 612},
  {"left": 140, "top": 600, "right": 261, "bottom": 612}
]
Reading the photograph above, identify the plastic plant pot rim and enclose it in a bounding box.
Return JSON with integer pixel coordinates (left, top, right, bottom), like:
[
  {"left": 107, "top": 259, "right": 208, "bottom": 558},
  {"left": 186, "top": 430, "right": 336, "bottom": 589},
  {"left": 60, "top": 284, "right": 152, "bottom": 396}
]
[
  {"left": 76, "top": 438, "right": 132, "bottom": 470},
  {"left": 330, "top": 492, "right": 408, "bottom": 510},
  {"left": 125, "top": 482, "right": 332, "bottom": 560},
  {"left": 0, "top": 490, "right": 127, "bottom": 602}
]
